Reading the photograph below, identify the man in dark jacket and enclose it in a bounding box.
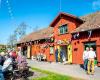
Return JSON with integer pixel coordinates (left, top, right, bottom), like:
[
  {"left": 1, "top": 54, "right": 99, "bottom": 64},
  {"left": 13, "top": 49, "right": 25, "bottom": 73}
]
[
  {"left": 55, "top": 49, "right": 58, "bottom": 62},
  {"left": 60, "top": 49, "right": 64, "bottom": 63}
]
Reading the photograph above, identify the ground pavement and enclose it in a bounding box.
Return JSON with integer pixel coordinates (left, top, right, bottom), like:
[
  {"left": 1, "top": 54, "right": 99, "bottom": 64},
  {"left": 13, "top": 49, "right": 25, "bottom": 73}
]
[{"left": 27, "top": 59, "right": 100, "bottom": 80}]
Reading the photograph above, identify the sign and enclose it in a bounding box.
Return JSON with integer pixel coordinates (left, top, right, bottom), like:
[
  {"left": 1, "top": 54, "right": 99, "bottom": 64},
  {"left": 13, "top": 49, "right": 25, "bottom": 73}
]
[{"left": 56, "top": 39, "right": 71, "bottom": 45}]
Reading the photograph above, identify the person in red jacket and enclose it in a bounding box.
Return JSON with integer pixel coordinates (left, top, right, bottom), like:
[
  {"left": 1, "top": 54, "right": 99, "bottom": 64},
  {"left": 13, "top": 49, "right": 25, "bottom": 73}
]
[{"left": 9, "top": 50, "right": 17, "bottom": 61}]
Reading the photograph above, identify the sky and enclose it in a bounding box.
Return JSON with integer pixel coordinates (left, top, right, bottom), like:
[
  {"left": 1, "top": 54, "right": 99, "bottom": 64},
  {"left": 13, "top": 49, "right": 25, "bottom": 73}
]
[{"left": 0, "top": 0, "right": 100, "bottom": 44}]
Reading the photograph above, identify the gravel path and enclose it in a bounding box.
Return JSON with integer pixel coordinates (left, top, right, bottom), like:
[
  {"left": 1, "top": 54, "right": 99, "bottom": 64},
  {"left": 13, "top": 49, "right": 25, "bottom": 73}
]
[{"left": 27, "top": 59, "right": 100, "bottom": 80}]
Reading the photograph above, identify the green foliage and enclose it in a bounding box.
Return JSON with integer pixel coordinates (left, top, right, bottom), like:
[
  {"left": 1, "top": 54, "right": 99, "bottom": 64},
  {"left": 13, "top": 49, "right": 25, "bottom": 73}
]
[
  {"left": 0, "top": 44, "right": 6, "bottom": 53},
  {"left": 7, "top": 34, "right": 17, "bottom": 48},
  {"left": 0, "top": 49, "right": 5, "bottom": 53},
  {"left": 15, "top": 22, "right": 27, "bottom": 39},
  {"left": 7, "top": 22, "right": 28, "bottom": 48}
]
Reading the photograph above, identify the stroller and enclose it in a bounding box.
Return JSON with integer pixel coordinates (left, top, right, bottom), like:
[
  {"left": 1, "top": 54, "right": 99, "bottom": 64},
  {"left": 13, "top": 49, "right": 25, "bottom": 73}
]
[
  {"left": 4, "top": 63, "right": 14, "bottom": 80},
  {"left": 13, "top": 56, "right": 30, "bottom": 79},
  {"left": 4, "top": 61, "right": 29, "bottom": 80}
]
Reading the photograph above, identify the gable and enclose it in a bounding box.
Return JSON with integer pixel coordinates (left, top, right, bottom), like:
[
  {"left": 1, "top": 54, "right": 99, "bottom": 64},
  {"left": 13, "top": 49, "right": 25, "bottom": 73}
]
[{"left": 50, "top": 12, "right": 83, "bottom": 27}]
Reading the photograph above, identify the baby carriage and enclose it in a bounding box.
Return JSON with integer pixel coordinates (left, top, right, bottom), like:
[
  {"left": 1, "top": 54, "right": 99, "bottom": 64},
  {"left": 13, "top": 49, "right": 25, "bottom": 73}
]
[{"left": 13, "top": 56, "right": 30, "bottom": 79}]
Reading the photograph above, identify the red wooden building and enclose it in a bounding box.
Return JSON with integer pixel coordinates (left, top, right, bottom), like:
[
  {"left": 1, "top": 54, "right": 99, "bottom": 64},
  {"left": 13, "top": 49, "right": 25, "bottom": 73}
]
[
  {"left": 17, "top": 11, "right": 100, "bottom": 66},
  {"left": 72, "top": 11, "right": 100, "bottom": 66},
  {"left": 50, "top": 12, "right": 83, "bottom": 63},
  {"left": 17, "top": 27, "right": 55, "bottom": 62}
]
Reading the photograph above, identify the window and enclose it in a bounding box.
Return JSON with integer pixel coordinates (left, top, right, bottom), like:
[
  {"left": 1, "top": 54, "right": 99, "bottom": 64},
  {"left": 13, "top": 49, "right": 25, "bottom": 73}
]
[
  {"left": 50, "top": 46, "right": 54, "bottom": 54},
  {"left": 59, "top": 24, "right": 68, "bottom": 34}
]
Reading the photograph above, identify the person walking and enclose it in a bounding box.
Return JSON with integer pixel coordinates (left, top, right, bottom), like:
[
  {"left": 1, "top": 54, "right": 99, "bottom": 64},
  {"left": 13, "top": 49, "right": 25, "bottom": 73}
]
[
  {"left": 87, "top": 47, "right": 96, "bottom": 75},
  {"left": 83, "top": 47, "right": 89, "bottom": 71}
]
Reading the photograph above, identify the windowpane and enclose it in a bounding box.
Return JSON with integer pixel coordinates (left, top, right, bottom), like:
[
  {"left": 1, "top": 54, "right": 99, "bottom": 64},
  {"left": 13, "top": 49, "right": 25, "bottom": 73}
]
[
  {"left": 59, "top": 24, "right": 68, "bottom": 34},
  {"left": 50, "top": 47, "right": 54, "bottom": 54}
]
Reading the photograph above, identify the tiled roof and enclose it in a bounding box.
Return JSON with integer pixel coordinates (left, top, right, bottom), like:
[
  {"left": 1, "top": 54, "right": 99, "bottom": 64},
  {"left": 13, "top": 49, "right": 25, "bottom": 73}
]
[
  {"left": 72, "top": 11, "right": 100, "bottom": 33},
  {"left": 18, "top": 11, "right": 100, "bottom": 43},
  {"left": 18, "top": 27, "right": 53, "bottom": 43}
]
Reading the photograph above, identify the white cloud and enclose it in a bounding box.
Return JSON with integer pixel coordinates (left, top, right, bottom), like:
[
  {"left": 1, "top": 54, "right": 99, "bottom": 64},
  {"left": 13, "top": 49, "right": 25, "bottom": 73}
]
[{"left": 93, "top": 0, "right": 100, "bottom": 10}]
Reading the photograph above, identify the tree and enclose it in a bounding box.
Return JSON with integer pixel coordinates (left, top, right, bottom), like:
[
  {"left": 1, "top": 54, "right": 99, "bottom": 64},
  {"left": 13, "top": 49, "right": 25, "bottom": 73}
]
[
  {"left": 7, "top": 22, "right": 39, "bottom": 49},
  {"left": 7, "top": 34, "right": 17, "bottom": 48},
  {"left": 7, "top": 22, "right": 28, "bottom": 48},
  {"left": 15, "top": 22, "right": 27, "bottom": 39}
]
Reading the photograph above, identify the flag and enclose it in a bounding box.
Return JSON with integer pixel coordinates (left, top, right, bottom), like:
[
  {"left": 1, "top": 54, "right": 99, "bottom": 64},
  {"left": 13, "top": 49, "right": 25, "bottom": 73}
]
[
  {"left": 88, "top": 30, "right": 92, "bottom": 38},
  {"left": 73, "top": 32, "right": 79, "bottom": 39},
  {"left": 73, "top": 34, "right": 77, "bottom": 39},
  {"left": 76, "top": 32, "right": 79, "bottom": 38}
]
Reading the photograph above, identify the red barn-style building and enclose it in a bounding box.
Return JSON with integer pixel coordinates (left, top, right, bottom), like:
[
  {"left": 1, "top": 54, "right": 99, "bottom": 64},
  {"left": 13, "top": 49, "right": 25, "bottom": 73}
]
[
  {"left": 72, "top": 11, "right": 100, "bottom": 66},
  {"left": 17, "top": 27, "right": 55, "bottom": 62},
  {"left": 50, "top": 12, "right": 83, "bottom": 63},
  {"left": 17, "top": 11, "right": 100, "bottom": 66}
]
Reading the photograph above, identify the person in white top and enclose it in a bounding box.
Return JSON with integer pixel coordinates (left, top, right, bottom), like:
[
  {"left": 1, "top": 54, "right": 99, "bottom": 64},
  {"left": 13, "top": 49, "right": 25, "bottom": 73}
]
[
  {"left": 88, "top": 48, "right": 96, "bottom": 59},
  {"left": 87, "top": 47, "right": 96, "bottom": 75},
  {"left": 83, "top": 47, "right": 89, "bottom": 70},
  {"left": 2, "top": 54, "right": 13, "bottom": 77}
]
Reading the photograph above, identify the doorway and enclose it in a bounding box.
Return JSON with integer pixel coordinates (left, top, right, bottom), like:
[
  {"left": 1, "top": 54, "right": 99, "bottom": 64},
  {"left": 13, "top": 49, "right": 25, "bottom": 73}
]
[
  {"left": 84, "top": 41, "right": 97, "bottom": 65},
  {"left": 84, "top": 42, "right": 96, "bottom": 52},
  {"left": 22, "top": 46, "right": 27, "bottom": 57},
  {"left": 60, "top": 45, "right": 68, "bottom": 61}
]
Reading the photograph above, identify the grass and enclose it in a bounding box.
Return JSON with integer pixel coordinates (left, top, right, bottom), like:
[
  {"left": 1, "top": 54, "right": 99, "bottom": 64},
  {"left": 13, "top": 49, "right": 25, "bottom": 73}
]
[{"left": 31, "top": 67, "right": 84, "bottom": 80}]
